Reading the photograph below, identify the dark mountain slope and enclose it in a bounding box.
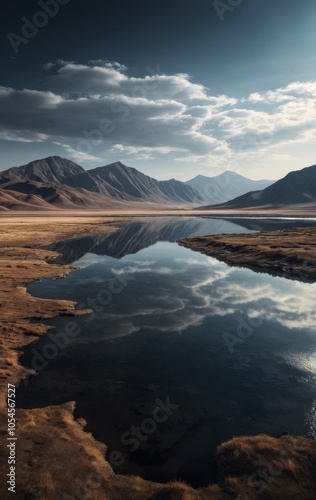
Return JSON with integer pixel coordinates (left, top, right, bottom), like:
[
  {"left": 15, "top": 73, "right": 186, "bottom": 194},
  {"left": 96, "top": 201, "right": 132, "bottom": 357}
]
[
  {"left": 201, "top": 164, "right": 316, "bottom": 209},
  {"left": 0, "top": 157, "right": 203, "bottom": 208},
  {"left": 5, "top": 156, "right": 85, "bottom": 186},
  {"left": 89, "top": 161, "right": 203, "bottom": 204}
]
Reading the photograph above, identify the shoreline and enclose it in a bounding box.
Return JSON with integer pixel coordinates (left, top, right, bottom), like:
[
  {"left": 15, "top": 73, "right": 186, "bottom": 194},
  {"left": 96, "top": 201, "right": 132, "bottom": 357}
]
[
  {"left": 1, "top": 207, "right": 316, "bottom": 219},
  {"left": 1, "top": 216, "right": 315, "bottom": 499},
  {"left": 0, "top": 217, "right": 132, "bottom": 404},
  {"left": 178, "top": 227, "right": 316, "bottom": 283}
]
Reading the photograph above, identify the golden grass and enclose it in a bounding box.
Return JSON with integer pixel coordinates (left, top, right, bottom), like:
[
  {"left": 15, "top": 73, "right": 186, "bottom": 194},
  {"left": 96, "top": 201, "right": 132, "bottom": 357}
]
[{"left": 179, "top": 227, "right": 316, "bottom": 283}]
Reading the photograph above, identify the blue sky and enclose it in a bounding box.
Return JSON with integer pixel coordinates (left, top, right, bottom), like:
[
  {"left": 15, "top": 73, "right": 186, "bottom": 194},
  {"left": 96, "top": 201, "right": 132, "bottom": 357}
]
[{"left": 0, "top": 0, "right": 316, "bottom": 180}]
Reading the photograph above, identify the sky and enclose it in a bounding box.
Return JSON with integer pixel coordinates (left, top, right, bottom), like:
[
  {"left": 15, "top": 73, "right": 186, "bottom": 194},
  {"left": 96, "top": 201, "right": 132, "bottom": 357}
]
[{"left": 0, "top": 0, "right": 316, "bottom": 181}]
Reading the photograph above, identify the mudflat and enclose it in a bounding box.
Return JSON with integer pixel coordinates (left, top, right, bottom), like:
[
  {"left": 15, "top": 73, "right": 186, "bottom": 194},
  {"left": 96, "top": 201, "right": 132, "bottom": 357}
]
[
  {"left": 0, "top": 216, "right": 315, "bottom": 499},
  {"left": 179, "top": 227, "right": 316, "bottom": 283}
]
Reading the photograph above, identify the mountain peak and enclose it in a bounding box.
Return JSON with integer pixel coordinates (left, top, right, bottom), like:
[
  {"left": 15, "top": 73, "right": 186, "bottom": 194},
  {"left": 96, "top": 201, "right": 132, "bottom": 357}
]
[
  {"left": 6, "top": 156, "right": 85, "bottom": 185},
  {"left": 112, "top": 161, "right": 126, "bottom": 168},
  {"left": 92, "top": 161, "right": 131, "bottom": 173},
  {"left": 208, "top": 163, "right": 316, "bottom": 209}
]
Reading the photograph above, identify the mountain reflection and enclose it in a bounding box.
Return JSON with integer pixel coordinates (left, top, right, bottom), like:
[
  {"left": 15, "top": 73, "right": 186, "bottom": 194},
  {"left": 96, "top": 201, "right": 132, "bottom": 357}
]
[
  {"left": 48, "top": 216, "right": 316, "bottom": 264},
  {"left": 48, "top": 217, "right": 253, "bottom": 264}
]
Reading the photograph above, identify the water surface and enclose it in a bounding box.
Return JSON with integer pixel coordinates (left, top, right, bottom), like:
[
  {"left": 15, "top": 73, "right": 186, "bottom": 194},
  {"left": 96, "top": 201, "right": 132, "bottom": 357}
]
[{"left": 17, "top": 217, "right": 316, "bottom": 486}]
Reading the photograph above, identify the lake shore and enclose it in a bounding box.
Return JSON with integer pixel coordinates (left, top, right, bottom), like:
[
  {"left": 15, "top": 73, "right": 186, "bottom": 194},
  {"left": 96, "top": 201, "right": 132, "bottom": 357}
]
[
  {"left": 179, "top": 226, "right": 316, "bottom": 283},
  {"left": 0, "top": 216, "right": 315, "bottom": 499},
  {"left": 1, "top": 205, "right": 316, "bottom": 219}
]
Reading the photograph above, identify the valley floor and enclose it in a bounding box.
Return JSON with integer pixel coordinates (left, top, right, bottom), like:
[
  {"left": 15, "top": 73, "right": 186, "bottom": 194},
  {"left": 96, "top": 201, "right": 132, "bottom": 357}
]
[
  {"left": 1, "top": 204, "right": 316, "bottom": 219},
  {"left": 0, "top": 216, "right": 315, "bottom": 499}
]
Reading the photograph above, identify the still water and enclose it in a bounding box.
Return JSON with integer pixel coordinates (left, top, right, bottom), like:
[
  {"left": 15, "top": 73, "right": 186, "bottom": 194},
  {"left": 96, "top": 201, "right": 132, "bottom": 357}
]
[{"left": 17, "top": 217, "right": 316, "bottom": 486}]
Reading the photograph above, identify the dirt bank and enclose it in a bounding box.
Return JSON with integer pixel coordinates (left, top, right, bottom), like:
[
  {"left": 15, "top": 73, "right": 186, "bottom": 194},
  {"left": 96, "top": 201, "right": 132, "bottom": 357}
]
[{"left": 178, "top": 227, "right": 316, "bottom": 283}]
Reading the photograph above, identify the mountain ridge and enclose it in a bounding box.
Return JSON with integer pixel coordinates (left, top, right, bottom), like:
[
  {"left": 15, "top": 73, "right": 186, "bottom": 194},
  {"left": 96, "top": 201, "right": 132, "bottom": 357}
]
[
  {"left": 202, "top": 163, "right": 316, "bottom": 209},
  {"left": 186, "top": 171, "right": 273, "bottom": 204},
  {"left": 1, "top": 156, "right": 314, "bottom": 211},
  {"left": 0, "top": 157, "right": 204, "bottom": 209}
]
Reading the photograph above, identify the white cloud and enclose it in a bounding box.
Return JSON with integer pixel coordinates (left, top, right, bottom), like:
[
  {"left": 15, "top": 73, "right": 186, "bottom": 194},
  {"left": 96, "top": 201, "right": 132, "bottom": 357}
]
[
  {"left": 248, "top": 81, "right": 316, "bottom": 104},
  {"left": 0, "top": 61, "right": 315, "bottom": 176},
  {"left": 112, "top": 144, "right": 183, "bottom": 160},
  {"left": 53, "top": 142, "right": 103, "bottom": 162},
  {"left": 82, "top": 252, "right": 316, "bottom": 340}
]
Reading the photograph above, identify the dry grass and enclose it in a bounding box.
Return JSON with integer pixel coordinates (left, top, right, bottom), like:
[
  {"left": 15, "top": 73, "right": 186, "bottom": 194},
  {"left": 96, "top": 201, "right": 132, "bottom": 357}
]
[
  {"left": 179, "top": 227, "right": 316, "bottom": 283},
  {"left": 215, "top": 434, "right": 316, "bottom": 500}
]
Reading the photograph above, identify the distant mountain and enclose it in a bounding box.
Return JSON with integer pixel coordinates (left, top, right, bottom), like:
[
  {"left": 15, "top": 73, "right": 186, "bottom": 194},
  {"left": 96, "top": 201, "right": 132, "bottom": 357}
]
[
  {"left": 186, "top": 171, "right": 273, "bottom": 204},
  {"left": 88, "top": 162, "right": 203, "bottom": 203},
  {"left": 203, "top": 164, "right": 316, "bottom": 210},
  {"left": 0, "top": 157, "right": 204, "bottom": 210}
]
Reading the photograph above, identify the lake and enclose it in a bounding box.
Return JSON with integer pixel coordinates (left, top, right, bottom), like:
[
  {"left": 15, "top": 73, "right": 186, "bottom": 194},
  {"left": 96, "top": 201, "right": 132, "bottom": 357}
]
[{"left": 17, "top": 217, "right": 316, "bottom": 487}]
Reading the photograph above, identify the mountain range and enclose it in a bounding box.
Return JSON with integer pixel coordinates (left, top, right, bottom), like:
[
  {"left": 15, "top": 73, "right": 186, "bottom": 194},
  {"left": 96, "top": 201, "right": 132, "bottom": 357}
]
[
  {"left": 185, "top": 172, "right": 272, "bottom": 204},
  {"left": 203, "top": 164, "right": 316, "bottom": 210},
  {"left": 0, "top": 156, "right": 315, "bottom": 211},
  {"left": 0, "top": 157, "right": 203, "bottom": 210},
  {"left": 0, "top": 156, "right": 272, "bottom": 211}
]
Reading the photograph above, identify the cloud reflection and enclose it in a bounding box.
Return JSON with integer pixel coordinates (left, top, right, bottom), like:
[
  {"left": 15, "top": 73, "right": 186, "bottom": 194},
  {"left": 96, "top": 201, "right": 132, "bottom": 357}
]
[{"left": 83, "top": 250, "right": 316, "bottom": 340}]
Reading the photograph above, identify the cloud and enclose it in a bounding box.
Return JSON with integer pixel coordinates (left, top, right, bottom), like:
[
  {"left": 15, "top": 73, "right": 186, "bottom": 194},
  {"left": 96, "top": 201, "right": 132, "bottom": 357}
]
[
  {"left": 112, "top": 144, "right": 183, "bottom": 160},
  {"left": 0, "top": 61, "right": 315, "bottom": 171},
  {"left": 44, "top": 61, "right": 210, "bottom": 102},
  {"left": 0, "top": 63, "right": 221, "bottom": 157},
  {"left": 87, "top": 60, "right": 128, "bottom": 72},
  {"left": 52, "top": 142, "right": 103, "bottom": 162},
  {"left": 248, "top": 81, "right": 316, "bottom": 104},
  {"left": 77, "top": 251, "right": 316, "bottom": 341}
]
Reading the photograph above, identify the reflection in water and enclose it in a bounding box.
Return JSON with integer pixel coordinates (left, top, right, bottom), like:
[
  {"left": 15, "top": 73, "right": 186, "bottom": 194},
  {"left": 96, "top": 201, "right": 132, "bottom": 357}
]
[
  {"left": 48, "top": 216, "right": 316, "bottom": 264},
  {"left": 48, "top": 216, "right": 254, "bottom": 264},
  {"left": 17, "top": 217, "right": 316, "bottom": 487}
]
